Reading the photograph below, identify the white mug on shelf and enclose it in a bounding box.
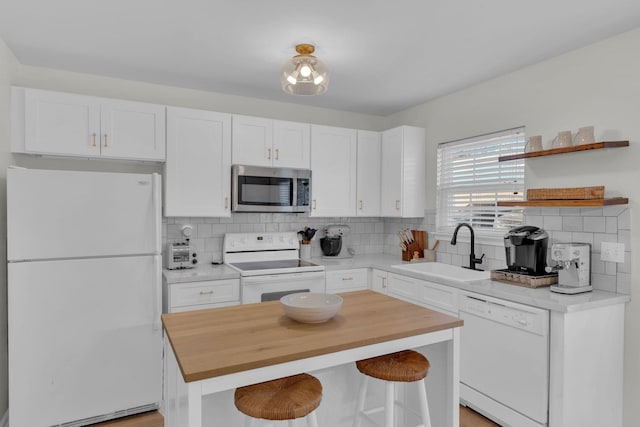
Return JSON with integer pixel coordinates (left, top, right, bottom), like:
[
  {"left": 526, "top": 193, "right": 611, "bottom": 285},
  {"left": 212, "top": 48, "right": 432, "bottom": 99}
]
[
  {"left": 525, "top": 135, "right": 543, "bottom": 152},
  {"left": 574, "top": 126, "right": 595, "bottom": 145},
  {"left": 551, "top": 130, "right": 573, "bottom": 148}
]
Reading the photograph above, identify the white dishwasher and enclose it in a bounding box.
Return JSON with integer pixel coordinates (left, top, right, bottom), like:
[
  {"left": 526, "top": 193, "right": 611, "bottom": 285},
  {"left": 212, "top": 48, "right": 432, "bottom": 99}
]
[{"left": 459, "top": 292, "right": 549, "bottom": 427}]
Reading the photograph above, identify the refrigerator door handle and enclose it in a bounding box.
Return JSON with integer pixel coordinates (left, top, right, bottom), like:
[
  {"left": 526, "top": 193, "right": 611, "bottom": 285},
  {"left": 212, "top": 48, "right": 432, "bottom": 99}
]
[
  {"left": 152, "top": 173, "right": 162, "bottom": 254},
  {"left": 152, "top": 255, "right": 161, "bottom": 331}
]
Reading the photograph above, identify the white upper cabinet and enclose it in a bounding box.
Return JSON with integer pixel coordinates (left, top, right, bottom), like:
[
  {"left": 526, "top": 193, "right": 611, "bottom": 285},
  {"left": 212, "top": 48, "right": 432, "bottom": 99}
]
[
  {"left": 310, "top": 125, "right": 357, "bottom": 217},
  {"left": 232, "top": 115, "right": 310, "bottom": 169},
  {"left": 13, "top": 87, "right": 166, "bottom": 161},
  {"left": 356, "top": 130, "right": 381, "bottom": 217},
  {"left": 164, "top": 107, "right": 232, "bottom": 217},
  {"left": 381, "top": 125, "right": 425, "bottom": 217},
  {"left": 272, "top": 120, "right": 310, "bottom": 168},
  {"left": 99, "top": 99, "right": 166, "bottom": 161}
]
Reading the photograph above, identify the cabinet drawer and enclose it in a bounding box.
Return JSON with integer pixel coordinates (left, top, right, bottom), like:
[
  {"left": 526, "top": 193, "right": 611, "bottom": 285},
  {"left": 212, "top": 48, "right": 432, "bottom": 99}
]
[
  {"left": 325, "top": 268, "right": 368, "bottom": 291},
  {"left": 169, "top": 279, "right": 239, "bottom": 309}
]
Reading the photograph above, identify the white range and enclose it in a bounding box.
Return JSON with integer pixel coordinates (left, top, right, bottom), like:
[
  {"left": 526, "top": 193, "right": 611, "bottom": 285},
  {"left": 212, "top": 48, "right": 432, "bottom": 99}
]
[{"left": 223, "top": 232, "right": 325, "bottom": 304}]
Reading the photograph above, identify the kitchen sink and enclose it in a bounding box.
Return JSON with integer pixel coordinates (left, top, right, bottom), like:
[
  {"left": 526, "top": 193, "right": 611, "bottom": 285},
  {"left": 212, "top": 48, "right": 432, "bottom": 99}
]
[{"left": 391, "top": 262, "right": 490, "bottom": 284}]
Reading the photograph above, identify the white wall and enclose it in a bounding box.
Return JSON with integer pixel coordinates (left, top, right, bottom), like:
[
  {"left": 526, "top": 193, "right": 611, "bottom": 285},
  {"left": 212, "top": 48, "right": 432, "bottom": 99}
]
[{"left": 388, "top": 28, "right": 640, "bottom": 427}]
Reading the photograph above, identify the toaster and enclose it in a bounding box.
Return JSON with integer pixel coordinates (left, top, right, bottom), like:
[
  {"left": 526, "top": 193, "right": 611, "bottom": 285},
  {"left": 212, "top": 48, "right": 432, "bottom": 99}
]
[{"left": 166, "top": 242, "right": 197, "bottom": 269}]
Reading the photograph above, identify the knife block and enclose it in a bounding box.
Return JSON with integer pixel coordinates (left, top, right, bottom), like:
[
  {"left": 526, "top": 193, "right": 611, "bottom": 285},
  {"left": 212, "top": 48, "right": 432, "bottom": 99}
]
[{"left": 401, "top": 230, "right": 427, "bottom": 261}]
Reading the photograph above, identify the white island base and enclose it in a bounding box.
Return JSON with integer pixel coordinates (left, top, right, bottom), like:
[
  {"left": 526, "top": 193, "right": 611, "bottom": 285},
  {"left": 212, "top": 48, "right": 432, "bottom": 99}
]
[{"left": 164, "top": 336, "right": 457, "bottom": 427}]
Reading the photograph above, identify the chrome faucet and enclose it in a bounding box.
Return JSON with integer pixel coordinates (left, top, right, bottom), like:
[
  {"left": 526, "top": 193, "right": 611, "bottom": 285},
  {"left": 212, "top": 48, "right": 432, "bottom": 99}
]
[{"left": 450, "top": 223, "right": 485, "bottom": 270}]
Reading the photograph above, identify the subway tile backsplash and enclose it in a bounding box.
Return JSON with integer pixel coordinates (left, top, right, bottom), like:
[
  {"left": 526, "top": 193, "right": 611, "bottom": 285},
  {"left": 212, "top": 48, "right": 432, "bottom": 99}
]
[{"left": 163, "top": 205, "right": 631, "bottom": 295}]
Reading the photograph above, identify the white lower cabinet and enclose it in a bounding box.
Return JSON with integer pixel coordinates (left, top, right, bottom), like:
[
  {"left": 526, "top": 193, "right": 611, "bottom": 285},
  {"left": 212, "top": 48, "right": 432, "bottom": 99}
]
[
  {"left": 386, "top": 272, "right": 420, "bottom": 302},
  {"left": 371, "top": 269, "right": 388, "bottom": 294},
  {"left": 325, "top": 268, "right": 368, "bottom": 293},
  {"left": 386, "top": 272, "right": 458, "bottom": 316},
  {"left": 376, "top": 267, "right": 626, "bottom": 427},
  {"left": 162, "top": 278, "right": 240, "bottom": 313}
]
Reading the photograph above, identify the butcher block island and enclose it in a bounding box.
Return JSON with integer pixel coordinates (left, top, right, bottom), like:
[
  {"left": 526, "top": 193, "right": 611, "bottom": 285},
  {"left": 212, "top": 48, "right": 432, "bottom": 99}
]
[{"left": 161, "top": 290, "right": 463, "bottom": 427}]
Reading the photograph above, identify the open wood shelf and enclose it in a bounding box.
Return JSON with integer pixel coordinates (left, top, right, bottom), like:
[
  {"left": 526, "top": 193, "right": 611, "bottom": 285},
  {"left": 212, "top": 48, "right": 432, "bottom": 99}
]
[
  {"left": 498, "top": 140, "right": 629, "bottom": 162},
  {"left": 498, "top": 197, "right": 628, "bottom": 207}
]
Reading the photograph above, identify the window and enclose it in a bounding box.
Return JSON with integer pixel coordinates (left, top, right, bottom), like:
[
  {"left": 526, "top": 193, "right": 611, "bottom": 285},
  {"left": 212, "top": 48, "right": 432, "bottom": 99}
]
[{"left": 436, "top": 127, "right": 525, "bottom": 236}]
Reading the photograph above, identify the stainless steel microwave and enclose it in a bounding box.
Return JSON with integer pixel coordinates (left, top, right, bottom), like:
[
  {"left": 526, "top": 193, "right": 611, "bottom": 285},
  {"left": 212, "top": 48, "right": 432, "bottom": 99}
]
[{"left": 231, "top": 165, "right": 311, "bottom": 213}]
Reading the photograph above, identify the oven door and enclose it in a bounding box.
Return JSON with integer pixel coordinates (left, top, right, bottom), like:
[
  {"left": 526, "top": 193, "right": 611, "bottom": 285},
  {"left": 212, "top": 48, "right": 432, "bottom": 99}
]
[{"left": 241, "top": 271, "right": 325, "bottom": 304}]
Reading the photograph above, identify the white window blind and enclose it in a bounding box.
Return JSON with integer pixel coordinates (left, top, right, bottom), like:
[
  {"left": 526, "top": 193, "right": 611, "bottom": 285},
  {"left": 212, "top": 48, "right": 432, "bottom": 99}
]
[{"left": 437, "top": 127, "right": 525, "bottom": 235}]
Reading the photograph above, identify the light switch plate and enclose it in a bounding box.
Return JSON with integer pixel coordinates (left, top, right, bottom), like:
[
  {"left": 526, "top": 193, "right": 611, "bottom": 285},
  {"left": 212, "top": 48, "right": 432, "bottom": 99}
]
[{"left": 601, "top": 242, "right": 625, "bottom": 263}]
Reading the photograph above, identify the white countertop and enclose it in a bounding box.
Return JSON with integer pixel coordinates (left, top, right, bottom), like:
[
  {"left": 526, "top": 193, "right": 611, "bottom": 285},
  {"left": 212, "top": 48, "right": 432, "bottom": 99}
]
[
  {"left": 163, "top": 253, "right": 630, "bottom": 313},
  {"left": 162, "top": 263, "right": 240, "bottom": 284}
]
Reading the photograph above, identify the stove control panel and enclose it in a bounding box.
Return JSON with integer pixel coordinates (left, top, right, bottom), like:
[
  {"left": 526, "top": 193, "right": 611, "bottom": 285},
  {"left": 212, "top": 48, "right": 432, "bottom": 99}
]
[{"left": 223, "top": 232, "right": 298, "bottom": 253}]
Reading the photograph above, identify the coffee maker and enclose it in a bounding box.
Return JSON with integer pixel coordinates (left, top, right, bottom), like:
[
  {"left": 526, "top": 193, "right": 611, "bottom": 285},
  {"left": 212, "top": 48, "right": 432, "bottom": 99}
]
[
  {"left": 503, "top": 226, "right": 549, "bottom": 274},
  {"left": 321, "top": 224, "right": 352, "bottom": 258},
  {"left": 549, "top": 243, "right": 592, "bottom": 294}
]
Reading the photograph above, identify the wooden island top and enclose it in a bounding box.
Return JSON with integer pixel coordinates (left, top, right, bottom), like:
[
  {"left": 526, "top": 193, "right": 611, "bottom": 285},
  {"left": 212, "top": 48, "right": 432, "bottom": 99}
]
[{"left": 162, "top": 290, "right": 463, "bottom": 383}]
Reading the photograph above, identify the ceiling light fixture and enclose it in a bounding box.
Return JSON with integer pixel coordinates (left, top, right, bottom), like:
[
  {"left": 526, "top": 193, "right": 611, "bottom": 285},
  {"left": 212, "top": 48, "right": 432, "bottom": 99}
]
[{"left": 281, "top": 44, "right": 329, "bottom": 96}]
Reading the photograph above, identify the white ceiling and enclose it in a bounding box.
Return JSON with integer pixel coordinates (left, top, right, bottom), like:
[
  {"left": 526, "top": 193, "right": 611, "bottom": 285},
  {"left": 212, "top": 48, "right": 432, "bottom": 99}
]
[{"left": 1, "top": 0, "right": 639, "bottom": 116}]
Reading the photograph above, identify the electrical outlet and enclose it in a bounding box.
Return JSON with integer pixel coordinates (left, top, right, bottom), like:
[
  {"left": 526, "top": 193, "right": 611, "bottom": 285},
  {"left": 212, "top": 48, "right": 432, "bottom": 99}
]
[{"left": 600, "top": 242, "right": 625, "bottom": 263}]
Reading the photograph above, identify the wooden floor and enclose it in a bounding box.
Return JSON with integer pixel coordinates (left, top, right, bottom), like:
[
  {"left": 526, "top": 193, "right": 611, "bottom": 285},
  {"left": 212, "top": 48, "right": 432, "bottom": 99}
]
[
  {"left": 91, "top": 411, "right": 163, "bottom": 427},
  {"left": 461, "top": 405, "right": 501, "bottom": 427},
  {"left": 91, "top": 406, "right": 499, "bottom": 427}
]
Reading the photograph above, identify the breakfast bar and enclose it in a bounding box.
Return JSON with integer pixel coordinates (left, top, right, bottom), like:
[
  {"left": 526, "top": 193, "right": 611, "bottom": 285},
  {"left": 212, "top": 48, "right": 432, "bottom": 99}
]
[{"left": 161, "top": 290, "right": 463, "bottom": 427}]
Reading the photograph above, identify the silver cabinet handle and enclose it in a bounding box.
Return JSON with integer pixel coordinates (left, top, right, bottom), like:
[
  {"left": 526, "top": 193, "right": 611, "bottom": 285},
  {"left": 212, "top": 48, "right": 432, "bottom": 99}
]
[
  {"left": 359, "top": 200, "right": 363, "bottom": 210},
  {"left": 224, "top": 197, "right": 229, "bottom": 209},
  {"left": 313, "top": 199, "right": 317, "bottom": 210},
  {"left": 267, "top": 148, "right": 271, "bottom": 160},
  {"left": 92, "top": 133, "right": 97, "bottom": 147},
  {"left": 342, "top": 277, "right": 354, "bottom": 281},
  {"left": 103, "top": 133, "right": 108, "bottom": 147},
  {"left": 199, "top": 290, "right": 214, "bottom": 295},
  {"left": 275, "top": 148, "right": 279, "bottom": 160},
  {"left": 395, "top": 200, "right": 400, "bottom": 210},
  {"left": 382, "top": 277, "right": 387, "bottom": 288}
]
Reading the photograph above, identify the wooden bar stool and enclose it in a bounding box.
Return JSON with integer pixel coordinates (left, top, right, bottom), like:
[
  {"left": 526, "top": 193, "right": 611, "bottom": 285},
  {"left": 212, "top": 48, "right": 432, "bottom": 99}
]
[
  {"left": 354, "top": 350, "right": 431, "bottom": 427},
  {"left": 234, "top": 373, "right": 322, "bottom": 427}
]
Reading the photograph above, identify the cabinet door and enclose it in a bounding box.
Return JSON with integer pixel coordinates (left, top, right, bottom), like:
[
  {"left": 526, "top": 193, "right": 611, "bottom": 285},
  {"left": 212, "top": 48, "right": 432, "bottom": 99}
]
[
  {"left": 356, "top": 130, "right": 381, "bottom": 216},
  {"left": 310, "top": 125, "right": 357, "bottom": 217},
  {"left": 165, "top": 107, "right": 232, "bottom": 217},
  {"left": 273, "top": 120, "right": 310, "bottom": 168},
  {"left": 381, "top": 126, "right": 425, "bottom": 217},
  {"left": 380, "top": 127, "right": 403, "bottom": 217},
  {"left": 371, "top": 269, "right": 388, "bottom": 294},
  {"left": 232, "top": 115, "right": 273, "bottom": 167},
  {"left": 24, "top": 88, "right": 101, "bottom": 157},
  {"left": 100, "top": 99, "right": 166, "bottom": 161},
  {"left": 387, "top": 272, "right": 420, "bottom": 303}
]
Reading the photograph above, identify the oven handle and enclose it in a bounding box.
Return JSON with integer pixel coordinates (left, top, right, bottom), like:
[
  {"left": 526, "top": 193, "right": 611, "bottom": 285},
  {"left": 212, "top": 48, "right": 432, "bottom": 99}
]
[{"left": 242, "top": 271, "right": 325, "bottom": 284}]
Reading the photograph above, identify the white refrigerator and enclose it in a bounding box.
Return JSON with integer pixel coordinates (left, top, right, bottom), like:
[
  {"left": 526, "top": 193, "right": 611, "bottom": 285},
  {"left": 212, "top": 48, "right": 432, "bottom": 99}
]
[{"left": 7, "top": 167, "right": 163, "bottom": 427}]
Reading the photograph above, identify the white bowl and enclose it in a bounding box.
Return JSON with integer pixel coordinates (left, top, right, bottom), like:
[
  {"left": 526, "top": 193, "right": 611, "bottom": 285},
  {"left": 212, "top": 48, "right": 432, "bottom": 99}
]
[{"left": 280, "top": 292, "right": 343, "bottom": 323}]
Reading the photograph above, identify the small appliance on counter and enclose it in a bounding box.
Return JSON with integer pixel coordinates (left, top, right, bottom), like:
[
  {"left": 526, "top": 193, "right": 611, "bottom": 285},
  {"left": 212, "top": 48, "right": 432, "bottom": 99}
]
[
  {"left": 166, "top": 241, "right": 197, "bottom": 269},
  {"left": 491, "top": 225, "right": 557, "bottom": 288},
  {"left": 549, "top": 243, "right": 592, "bottom": 294},
  {"left": 504, "top": 225, "right": 549, "bottom": 274},
  {"left": 320, "top": 224, "right": 353, "bottom": 259}
]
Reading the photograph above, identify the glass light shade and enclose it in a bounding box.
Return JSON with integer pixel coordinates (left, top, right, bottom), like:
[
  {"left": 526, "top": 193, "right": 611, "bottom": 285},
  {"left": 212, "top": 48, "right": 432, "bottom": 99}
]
[{"left": 281, "top": 51, "right": 330, "bottom": 96}]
